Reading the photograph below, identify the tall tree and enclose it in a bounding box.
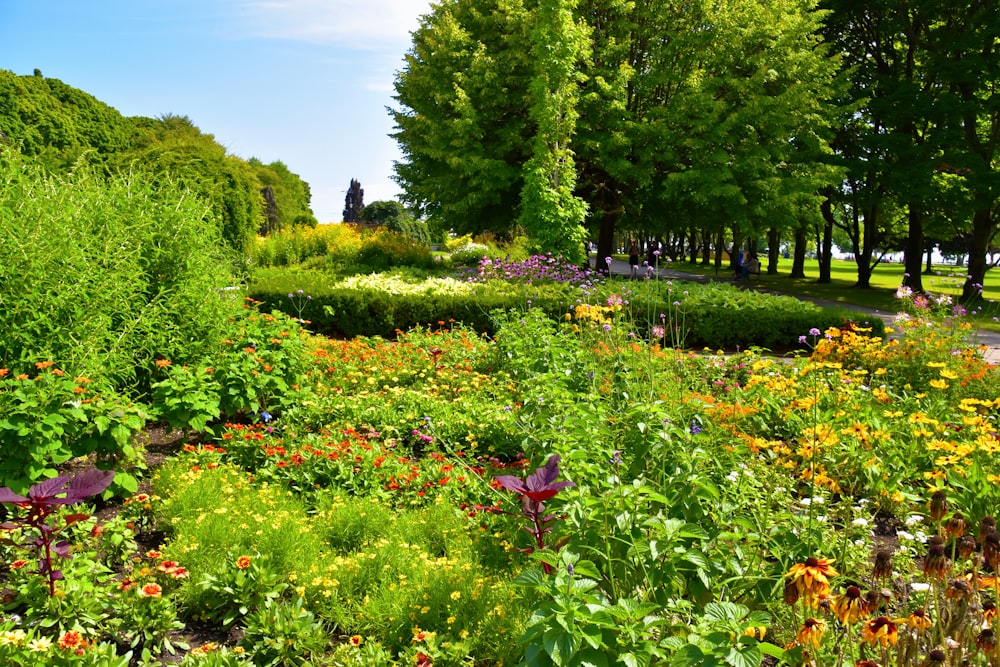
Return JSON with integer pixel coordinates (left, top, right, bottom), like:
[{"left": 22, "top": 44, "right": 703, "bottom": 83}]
[
  {"left": 517, "top": 0, "right": 590, "bottom": 261},
  {"left": 392, "top": 0, "right": 842, "bottom": 266},
  {"left": 343, "top": 178, "right": 364, "bottom": 222}
]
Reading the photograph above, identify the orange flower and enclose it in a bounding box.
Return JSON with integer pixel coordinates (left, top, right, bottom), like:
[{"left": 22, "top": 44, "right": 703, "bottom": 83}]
[
  {"left": 139, "top": 583, "right": 163, "bottom": 598},
  {"left": 10, "top": 559, "right": 29, "bottom": 570},
  {"left": 236, "top": 555, "right": 251, "bottom": 569},
  {"left": 35, "top": 360, "right": 54, "bottom": 370},
  {"left": 796, "top": 618, "right": 826, "bottom": 648},
  {"left": 349, "top": 635, "right": 363, "bottom": 647},
  {"left": 58, "top": 630, "right": 86, "bottom": 650},
  {"left": 786, "top": 557, "right": 838, "bottom": 604},
  {"left": 155, "top": 358, "right": 172, "bottom": 368},
  {"left": 0, "top": 368, "right": 7, "bottom": 377},
  {"left": 862, "top": 617, "right": 898, "bottom": 647}
]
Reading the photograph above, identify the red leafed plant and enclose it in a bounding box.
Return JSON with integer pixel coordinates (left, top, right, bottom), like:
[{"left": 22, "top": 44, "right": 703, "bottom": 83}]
[
  {"left": 0, "top": 469, "right": 115, "bottom": 595},
  {"left": 493, "top": 454, "right": 575, "bottom": 573}
]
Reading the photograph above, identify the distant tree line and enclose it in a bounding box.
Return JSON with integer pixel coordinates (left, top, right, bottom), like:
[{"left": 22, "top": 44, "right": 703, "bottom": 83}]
[{"left": 0, "top": 69, "right": 318, "bottom": 255}]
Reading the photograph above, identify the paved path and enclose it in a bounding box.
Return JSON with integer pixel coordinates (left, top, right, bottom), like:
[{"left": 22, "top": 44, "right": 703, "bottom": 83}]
[{"left": 592, "top": 256, "right": 1000, "bottom": 364}]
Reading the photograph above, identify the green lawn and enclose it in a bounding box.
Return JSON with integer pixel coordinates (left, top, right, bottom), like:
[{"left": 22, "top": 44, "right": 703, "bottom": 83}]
[{"left": 658, "top": 257, "right": 1000, "bottom": 330}]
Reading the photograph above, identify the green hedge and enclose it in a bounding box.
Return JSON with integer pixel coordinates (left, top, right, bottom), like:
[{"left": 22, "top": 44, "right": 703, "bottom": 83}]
[
  {"left": 248, "top": 271, "right": 884, "bottom": 348},
  {"left": 645, "top": 283, "right": 886, "bottom": 350}
]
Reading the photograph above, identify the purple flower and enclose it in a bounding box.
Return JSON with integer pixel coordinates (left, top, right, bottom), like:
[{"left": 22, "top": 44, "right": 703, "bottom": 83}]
[
  {"left": 799, "top": 335, "right": 808, "bottom": 344},
  {"left": 610, "top": 450, "right": 622, "bottom": 466},
  {"left": 809, "top": 328, "right": 821, "bottom": 336},
  {"left": 689, "top": 420, "right": 702, "bottom": 435}
]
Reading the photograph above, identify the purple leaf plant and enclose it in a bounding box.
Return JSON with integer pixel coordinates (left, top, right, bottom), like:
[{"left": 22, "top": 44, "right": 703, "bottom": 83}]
[
  {"left": 0, "top": 469, "right": 115, "bottom": 596},
  {"left": 492, "top": 455, "right": 575, "bottom": 574}
]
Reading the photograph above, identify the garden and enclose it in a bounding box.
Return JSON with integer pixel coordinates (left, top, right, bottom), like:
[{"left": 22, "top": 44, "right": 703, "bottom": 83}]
[{"left": 3, "top": 158, "right": 1000, "bottom": 667}]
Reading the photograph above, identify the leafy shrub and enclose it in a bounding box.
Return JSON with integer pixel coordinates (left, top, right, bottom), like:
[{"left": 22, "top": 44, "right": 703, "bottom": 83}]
[
  {"left": 0, "top": 149, "right": 242, "bottom": 393},
  {"left": 356, "top": 228, "right": 435, "bottom": 270},
  {"left": 0, "top": 364, "right": 148, "bottom": 494},
  {"left": 253, "top": 223, "right": 362, "bottom": 268},
  {"left": 150, "top": 307, "right": 309, "bottom": 429},
  {"left": 448, "top": 242, "right": 489, "bottom": 267}
]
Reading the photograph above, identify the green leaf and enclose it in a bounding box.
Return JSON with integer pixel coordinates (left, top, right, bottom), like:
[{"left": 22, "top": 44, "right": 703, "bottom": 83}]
[
  {"left": 704, "top": 601, "right": 748, "bottom": 623},
  {"left": 726, "top": 646, "right": 762, "bottom": 667}
]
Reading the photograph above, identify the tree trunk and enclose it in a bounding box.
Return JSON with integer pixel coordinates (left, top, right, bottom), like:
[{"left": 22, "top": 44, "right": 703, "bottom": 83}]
[
  {"left": 818, "top": 197, "right": 835, "bottom": 283},
  {"left": 595, "top": 209, "right": 619, "bottom": 275},
  {"left": 714, "top": 229, "right": 725, "bottom": 273},
  {"left": 790, "top": 226, "right": 807, "bottom": 279},
  {"left": 924, "top": 246, "right": 934, "bottom": 273},
  {"left": 902, "top": 204, "right": 924, "bottom": 293},
  {"left": 767, "top": 227, "right": 780, "bottom": 276},
  {"left": 963, "top": 207, "right": 993, "bottom": 301}
]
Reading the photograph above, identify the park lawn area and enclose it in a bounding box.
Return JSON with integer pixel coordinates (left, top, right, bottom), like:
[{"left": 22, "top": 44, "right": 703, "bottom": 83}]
[{"left": 662, "top": 257, "right": 1000, "bottom": 326}]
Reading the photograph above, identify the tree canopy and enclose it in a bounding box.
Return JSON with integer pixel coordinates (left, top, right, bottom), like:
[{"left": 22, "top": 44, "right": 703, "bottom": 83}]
[{"left": 391, "top": 0, "right": 843, "bottom": 269}]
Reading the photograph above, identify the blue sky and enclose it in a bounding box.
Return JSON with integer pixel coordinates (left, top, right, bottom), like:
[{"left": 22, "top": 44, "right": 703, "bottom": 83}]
[{"left": 1, "top": 0, "right": 433, "bottom": 222}]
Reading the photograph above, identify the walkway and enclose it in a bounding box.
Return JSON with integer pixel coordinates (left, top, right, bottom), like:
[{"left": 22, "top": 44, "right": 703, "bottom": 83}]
[{"left": 593, "top": 257, "right": 1000, "bottom": 364}]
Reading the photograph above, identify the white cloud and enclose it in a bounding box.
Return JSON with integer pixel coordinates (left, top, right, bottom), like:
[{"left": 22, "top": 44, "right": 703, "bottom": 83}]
[{"left": 233, "top": 0, "right": 432, "bottom": 48}]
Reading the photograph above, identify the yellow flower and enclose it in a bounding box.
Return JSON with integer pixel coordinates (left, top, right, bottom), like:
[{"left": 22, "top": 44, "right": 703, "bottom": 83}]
[
  {"left": 929, "top": 379, "right": 949, "bottom": 390},
  {"left": 832, "top": 586, "right": 867, "bottom": 625},
  {"left": 786, "top": 557, "right": 838, "bottom": 604},
  {"left": 861, "top": 617, "right": 899, "bottom": 646},
  {"left": 796, "top": 618, "right": 826, "bottom": 649}
]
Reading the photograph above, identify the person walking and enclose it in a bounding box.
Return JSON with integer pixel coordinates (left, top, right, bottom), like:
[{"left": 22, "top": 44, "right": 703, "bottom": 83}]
[{"left": 627, "top": 240, "right": 640, "bottom": 278}]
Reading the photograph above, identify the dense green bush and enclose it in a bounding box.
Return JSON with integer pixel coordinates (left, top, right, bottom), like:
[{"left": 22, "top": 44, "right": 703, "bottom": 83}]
[
  {"left": 249, "top": 267, "right": 883, "bottom": 347},
  {"left": 0, "top": 149, "right": 243, "bottom": 392},
  {"left": 639, "top": 282, "right": 886, "bottom": 350}
]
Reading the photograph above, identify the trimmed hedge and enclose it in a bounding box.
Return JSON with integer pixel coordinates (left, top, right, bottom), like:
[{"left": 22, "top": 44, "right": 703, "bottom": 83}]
[{"left": 248, "top": 271, "right": 885, "bottom": 349}]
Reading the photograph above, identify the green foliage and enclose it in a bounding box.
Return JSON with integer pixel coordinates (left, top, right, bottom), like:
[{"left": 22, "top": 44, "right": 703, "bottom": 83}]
[
  {"left": 239, "top": 596, "right": 328, "bottom": 667},
  {"left": 0, "top": 149, "right": 243, "bottom": 394},
  {"left": 119, "top": 115, "right": 263, "bottom": 255},
  {"left": 0, "top": 69, "right": 132, "bottom": 170},
  {"left": 0, "top": 366, "right": 147, "bottom": 494},
  {"left": 150, "top": 307, "right": 310, "bottom": 428},
  {"left": 249, "top": 158, "right": 318, "bottom": 231},
  {"left": 359, "top": 199, "right": 432, "bottom": 245}
]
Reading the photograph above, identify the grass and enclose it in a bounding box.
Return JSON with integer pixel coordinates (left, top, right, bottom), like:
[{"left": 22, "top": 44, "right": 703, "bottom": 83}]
[{"left": 652, "top": 257, "right": 1000, "bottom": 331}]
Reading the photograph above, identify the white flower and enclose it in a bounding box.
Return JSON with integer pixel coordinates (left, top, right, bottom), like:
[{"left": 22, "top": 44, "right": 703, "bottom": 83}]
[
  {"left": 799, "top": 496, "right": 824, "bottom": 507},
  {"left": 904, "top": 514, "right": 924, "bottom": 526},
  {"left": 896, "top": 530, "right": 915, "bottom": 542},
  {"left": 911, "top": 582, "right": 931, "bottom": 593},
  {"left": 726, "top": 471, "right": 740, "bottom": 482},
  {"left": 851, "top": 518, "right": 869, "bottom": 528}
]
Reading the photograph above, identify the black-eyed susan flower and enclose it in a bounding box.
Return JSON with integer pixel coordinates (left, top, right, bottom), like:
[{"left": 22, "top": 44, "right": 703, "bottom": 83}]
[
  {"left": 922, "top": 544, "right": 950, "bottom": 580},
  {"left": 922, "top": 649, "right": 946, "bottom": 667},
  {"left": 872, "top": 549, "right": 893, "bottom": 581},
  {"left": 786, "top": 557, "right": 838, "bottom": 604},
  {"left": 862, "top": 616, "right": 899, "bottom": 647},
  {"left": 796, "top": 618, "right": 826, "bottom": 649},
  {"left": 905, "top": 608, "right": 932, "bottom": 632},
  {"left": 929, "top": 491, "right": 948, "bottom": 522},
  {"left": 976, "top": 628, "right": 997, "bottom": 653},
  {"left": 983, "top": 601, "right": 997, "bottom": 629},
  {"left": 832, "top": 585, "right": 867, "bottom": 625}
]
